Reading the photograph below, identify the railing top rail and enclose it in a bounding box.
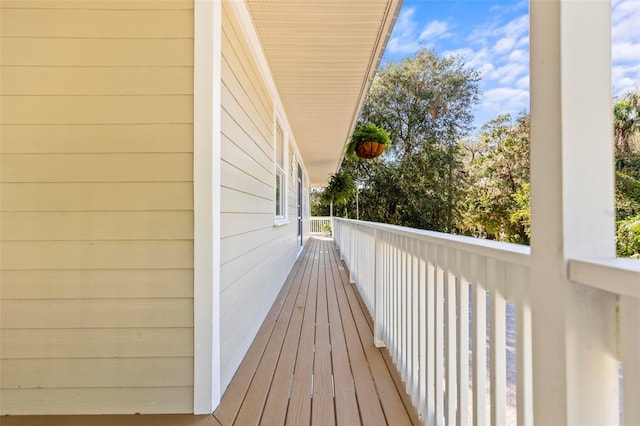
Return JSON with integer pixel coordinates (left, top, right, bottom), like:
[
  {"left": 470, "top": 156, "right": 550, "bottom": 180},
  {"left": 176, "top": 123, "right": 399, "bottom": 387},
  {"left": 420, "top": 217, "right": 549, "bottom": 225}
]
[
  {"left": 334, "top": 218, "right": 530, "bottom": 267},
  {"left": 569, "top": 258, "right": 640, "bottom": 299}
]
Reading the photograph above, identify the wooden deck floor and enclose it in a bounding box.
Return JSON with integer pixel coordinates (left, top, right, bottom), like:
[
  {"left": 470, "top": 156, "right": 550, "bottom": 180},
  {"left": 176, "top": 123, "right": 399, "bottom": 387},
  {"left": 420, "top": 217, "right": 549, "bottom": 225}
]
[{"left": 213, "top": 237, "right": 419, "bottom": 426}]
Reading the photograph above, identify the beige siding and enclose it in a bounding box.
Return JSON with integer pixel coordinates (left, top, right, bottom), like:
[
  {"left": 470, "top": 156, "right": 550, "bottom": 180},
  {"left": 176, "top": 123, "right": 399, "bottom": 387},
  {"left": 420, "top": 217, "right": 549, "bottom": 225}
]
[
  {"left": 219, "top": 1, "right": 301, "bottom": 390},
  {"left": 0, "top": 0, "right": 194, "bottom": 415}
]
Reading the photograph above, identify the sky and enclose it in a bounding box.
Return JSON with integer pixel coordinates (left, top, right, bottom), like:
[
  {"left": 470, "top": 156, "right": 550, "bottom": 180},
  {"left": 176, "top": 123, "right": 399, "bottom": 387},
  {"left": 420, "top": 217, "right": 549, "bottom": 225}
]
[{"left": 383, "top": 0, "right": 640, "bottom": 130}]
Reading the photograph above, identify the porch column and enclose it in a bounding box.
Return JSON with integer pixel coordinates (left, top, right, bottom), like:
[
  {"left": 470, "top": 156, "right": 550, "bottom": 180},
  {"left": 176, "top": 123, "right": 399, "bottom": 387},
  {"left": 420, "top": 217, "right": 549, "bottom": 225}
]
[{"left": 529, "top": 0, "right": 618, "bottom": 424}]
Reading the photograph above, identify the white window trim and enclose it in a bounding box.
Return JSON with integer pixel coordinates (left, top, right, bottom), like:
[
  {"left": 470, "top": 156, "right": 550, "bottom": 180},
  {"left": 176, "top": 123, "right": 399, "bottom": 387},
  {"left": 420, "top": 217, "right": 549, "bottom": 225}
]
[{"left": 274, "top": 118, "right": 288, "bottom": 224}]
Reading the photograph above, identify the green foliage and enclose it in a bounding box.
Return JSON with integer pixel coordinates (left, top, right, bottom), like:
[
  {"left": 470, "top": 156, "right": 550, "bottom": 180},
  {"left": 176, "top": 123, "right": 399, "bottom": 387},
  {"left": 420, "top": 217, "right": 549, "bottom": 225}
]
[
  {"left": 340, "top": 48, "right": 480, "bottom": 231},
  {"left": 362, "top": 48, "right": 480, "bottom": 160},
  {"left": 616, "top": 214, "right": 640, "bottom": 258},
  {"left": 614, "top": 91, "right": 640, "bottom": 154},
  {"left": 320, "top": 170, "right": 356, "bottom": 206},
  {"left": 310, "top": 187, "right": 329, "bottom": 216},
  {"left": 510, "top": 183, "right": 531, "bottom": 240},
  {"left": 459, "top": 113, "right": 531, "bottom": 244},
  {"left": 318, "top": 54, "right": 640, "bottom": 258},
  {"left": 346, "top": 123, "right": 390, "bottom": 157}
]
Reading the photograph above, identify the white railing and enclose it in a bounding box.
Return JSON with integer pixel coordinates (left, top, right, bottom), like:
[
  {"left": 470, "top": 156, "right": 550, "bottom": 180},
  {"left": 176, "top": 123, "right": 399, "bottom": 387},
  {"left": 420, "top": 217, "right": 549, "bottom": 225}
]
[
  {"left": 309, "top": 216, "right": 332, "bottom": 235},
  {"left": 568, "top": 258, "right": 640, "bottom": 425},
  {"left": 333, "top": 218, "right": 640, "bottom": 426}
]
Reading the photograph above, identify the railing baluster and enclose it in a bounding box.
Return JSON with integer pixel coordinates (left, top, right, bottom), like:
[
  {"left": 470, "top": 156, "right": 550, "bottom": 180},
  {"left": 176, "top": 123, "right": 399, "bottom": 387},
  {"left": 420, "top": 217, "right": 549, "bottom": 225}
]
[
  {"left": 456, "top": 250, "right": 470, "bottom": 426},
  {"left": 393, "top": 234, "right": 400, "bottom": 366},
  {"left": 401, "top": 235, "right": 408, "bottom": 383},
  {"left": 384, "top": 233, "right": 390, "bottom": 344},
  {"left": 446, "top": 248, "right": 458, "bottom": 425},
  {"left": 418, "top": 241, "right": 428, "bottom": 423},
  {"left": 472, "top": 254, "right": 487, "bottom": 426},
  {"left": 620, "top": 295, "right": 640, "bottom": 426},
  {"left": 412, "top": 239, "right": 420, "bottom": 408},
  {"left": 426, "top": 242, "right": 437, "bottom": 426},
  {"left": 488, "top": 259, "right": 506, "bottom": 426},
  {"left": 513, "top": 265, "right": 533, "bottom": 426},
  {"left": 435, "top": 245, "right": 445, "bottom": 426},
  {"left": 374, "top": 229, "right": 385, "bottom": 348}
]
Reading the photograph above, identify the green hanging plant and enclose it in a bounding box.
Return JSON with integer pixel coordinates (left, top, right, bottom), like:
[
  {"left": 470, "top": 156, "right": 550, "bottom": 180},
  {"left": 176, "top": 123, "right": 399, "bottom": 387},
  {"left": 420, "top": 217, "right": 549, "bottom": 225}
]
[
  {"left": 321, "top": 170, "right": 356, "bottom": 206},
  {"left": 346, "top": 123, "right": 390, "bottom": 159}
]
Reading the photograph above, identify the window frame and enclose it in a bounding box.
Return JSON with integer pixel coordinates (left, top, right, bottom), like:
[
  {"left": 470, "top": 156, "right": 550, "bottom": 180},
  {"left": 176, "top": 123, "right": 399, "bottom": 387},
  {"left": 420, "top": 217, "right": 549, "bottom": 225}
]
[{"left": 274, "top": 120, "right": 288, "bottom": 224}]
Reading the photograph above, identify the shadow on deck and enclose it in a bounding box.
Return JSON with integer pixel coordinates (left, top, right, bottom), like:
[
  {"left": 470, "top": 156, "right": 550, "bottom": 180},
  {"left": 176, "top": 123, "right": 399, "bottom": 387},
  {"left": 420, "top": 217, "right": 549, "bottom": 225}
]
[{"left": 213, "top": 237, "right": 420, "bottom": 425}]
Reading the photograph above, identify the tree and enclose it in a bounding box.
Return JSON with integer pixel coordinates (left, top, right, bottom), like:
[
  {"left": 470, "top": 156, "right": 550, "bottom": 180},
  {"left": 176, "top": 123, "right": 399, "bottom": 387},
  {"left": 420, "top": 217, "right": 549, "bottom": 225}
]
[
  {"left": 340, "top": 48, "right": 480, "bottom": 232},
  {"left": 460, "top": 113, "right": 531, "bottom": 243},
  {"left": 614, "top": 91, "right": 640, "bottom": 155},
  {"left": 614, "top": 90, "right": 640, "bottom": 257}
]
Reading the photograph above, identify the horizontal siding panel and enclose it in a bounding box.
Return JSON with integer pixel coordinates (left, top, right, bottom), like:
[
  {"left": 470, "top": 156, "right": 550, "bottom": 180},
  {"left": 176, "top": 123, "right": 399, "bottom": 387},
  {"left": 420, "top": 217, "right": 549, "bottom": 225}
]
[
  {"left": 0, "top": 124, "right": 193, "bottom": 153},
  {"left": 1, "top": 211, "right": 193, "bottom": 241},
  {"left": 1, "top": 9, "right": 193, "bottom": 38},
  {"left": 1, "top": 0, "right": 194, "bottom": 10},
  {"left": 0, "top": 387, "right": 193, "bottom": 415},
  {"left": 221, "top": 55, "right": 271, "bottom": 140},
  {"left": 0, "top": 328, "right": 193, "bottom": 359},
  {"left": 1, "top": 153, "right": 193, "bottom": 182},
  {"left": 220, "top": 232, "right": 288, "bottom": 291},
  {"left": 221, "top": 2, "right": 272, "bottom": 118},
  {"left": 220, "top": 249, "right": 291, "bottom": 326},
  {"left": 1, "top": 240, "right": 193, "bottom": 270},
  {"left": 1, "top": 96, "right": 193, "bottom": 125},
  {"left": 220, "top": 187, "right": 272, "bottom": 214},
  {"left": 1, "top": 67, "right": 194, "bottom": 96},
  {"left": 1, "top": 299, "right": 193, "bottom": 328},
  {"left": 221, "top": 81, "right": 271, "bottom": 153},
  {"left": 220, "top": 212, "right": 273, "bottom": 239},
  {"left": 1, "top": 38, "right": 193, "bottom": 67},
  {"left": 220, "top": 227, "right": 279, "bottom": 265},
  {"left": 1, "top": 269, "right": 193, "bottom": 299},
  {"left": 2, "top": 358, "right": 193, "bottom": 388},
  {"left": 0, "top": 182, "right": 193, "bottom": 211},
  {"left": 221, "top": 132, "right": 271, "bottom": 184},
  {"left": 220, "top": 161, "right": 272, "bottom": 201}
]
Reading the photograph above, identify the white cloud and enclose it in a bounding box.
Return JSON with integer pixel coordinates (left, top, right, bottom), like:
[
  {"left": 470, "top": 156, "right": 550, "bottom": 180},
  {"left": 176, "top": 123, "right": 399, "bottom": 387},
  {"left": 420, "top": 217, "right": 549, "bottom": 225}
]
[
  {"left": 481, "top": 87, "right": 530, "bottom": 116},
  {"left": 387, "top": 9, "right": 452, "bottom": 54},
  {"left": 419, "top": 20, "right": 450, "bottom": 41},
  {"left": 508, "top": 49, "right": 528, "bottom": 63},
  {"left": 613, "top": 64, "right": 640, "bottom": 95},
  {"left": 387, "top": 0, "right": 638, "bottom": 128},
  {"left": 612, "top": 0, "right": 640, "bottom": 93},
  {"left": 494, "top": 37, "right": 516, "bottom": 54},
  {"left": 612, "top": 0, "right": 640, "bottom": 44},
  {"left": 387, "top": 7, "right": 420, "bottom": 54},
  {"left": 516, "top": 75, "right": 530, "bottom": 89},
  {"left": 612, "top": 42, "right": 640, "bottom": 63}
]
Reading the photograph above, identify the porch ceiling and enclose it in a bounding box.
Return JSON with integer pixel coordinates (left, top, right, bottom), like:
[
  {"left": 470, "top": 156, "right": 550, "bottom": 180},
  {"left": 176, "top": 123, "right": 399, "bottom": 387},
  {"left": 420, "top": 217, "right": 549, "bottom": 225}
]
[{"left": 246, "top": 0, "right": 402, "bottom": 186}]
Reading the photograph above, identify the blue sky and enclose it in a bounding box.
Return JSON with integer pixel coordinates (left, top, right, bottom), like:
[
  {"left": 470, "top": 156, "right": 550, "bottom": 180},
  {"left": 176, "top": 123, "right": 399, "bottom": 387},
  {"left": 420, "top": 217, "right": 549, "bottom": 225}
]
[{"left": 383, "top": 0, "right": 640, "bottom": 130}]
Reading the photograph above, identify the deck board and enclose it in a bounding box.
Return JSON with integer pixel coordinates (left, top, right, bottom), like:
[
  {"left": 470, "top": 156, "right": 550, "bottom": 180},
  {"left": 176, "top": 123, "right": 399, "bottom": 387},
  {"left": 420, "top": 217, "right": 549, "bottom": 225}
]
[
  {"left": 213, "top": 237, "right": 417, "bottom": 425},
  {"left": 260, "top": 243, "right": 315, "bottom": 425},
  {"left": 311, "top": 244, "right": 335, "bottom": 426}
]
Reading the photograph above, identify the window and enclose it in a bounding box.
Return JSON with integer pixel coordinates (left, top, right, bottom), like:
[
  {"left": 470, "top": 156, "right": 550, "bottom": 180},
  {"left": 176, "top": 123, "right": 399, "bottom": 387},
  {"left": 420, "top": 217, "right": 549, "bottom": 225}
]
[{"left": 275, "top": 124, "right": 286, "bottom": 219}]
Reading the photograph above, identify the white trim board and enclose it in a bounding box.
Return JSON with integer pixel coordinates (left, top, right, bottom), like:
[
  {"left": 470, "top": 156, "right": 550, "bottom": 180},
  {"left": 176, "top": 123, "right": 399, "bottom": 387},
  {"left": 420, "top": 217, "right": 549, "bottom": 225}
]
[{"left": 193, "top": 0, "right": 222, "bottom": 414}]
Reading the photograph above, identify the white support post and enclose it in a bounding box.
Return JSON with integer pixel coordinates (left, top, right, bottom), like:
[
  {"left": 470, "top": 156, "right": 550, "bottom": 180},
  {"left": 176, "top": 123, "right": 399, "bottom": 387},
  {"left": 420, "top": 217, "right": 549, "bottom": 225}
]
[
  {"left": 374, "top": 230, "right": 386, "bottom": 348},
  {"left": 529, "top": 1, "right": 618, "bottom": 424}
]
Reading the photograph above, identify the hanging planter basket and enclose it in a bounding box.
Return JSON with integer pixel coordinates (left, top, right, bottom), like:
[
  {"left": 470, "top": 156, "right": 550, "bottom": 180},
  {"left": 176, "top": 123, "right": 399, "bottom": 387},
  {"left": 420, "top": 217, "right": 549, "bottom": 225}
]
[
  {"left": 346, "top": 123, "right": 390, "bottom": 160},
  {"left": 355, "top": 141, "right": 385, "bottom": 159}
]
